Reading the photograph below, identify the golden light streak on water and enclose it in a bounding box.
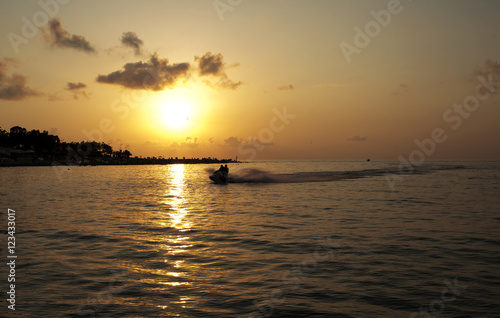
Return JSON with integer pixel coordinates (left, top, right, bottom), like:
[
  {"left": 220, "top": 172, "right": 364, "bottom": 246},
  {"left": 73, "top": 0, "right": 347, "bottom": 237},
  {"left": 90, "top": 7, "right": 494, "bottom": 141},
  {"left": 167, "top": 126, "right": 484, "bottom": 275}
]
[{"left": 166, "top": 164, "right": 192, "bottom": 231}]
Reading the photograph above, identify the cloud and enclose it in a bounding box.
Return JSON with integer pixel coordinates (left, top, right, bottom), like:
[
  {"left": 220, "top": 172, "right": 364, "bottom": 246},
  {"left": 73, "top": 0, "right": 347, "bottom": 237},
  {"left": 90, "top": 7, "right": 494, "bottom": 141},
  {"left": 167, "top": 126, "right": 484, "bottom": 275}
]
[
  {"left": 195, "top": 52, "right": 242, "bottom": 90},
  {"left": 48, "top": 93, "right": 63, "bottom": 101},
  {"left": 215, "top": 75, "right": 242, "bottom": 90},
  {"left": 43, "top": 18, "right": 96, "bottom": 53},
  {"left": 121, "top": 32, "right": 143, "bottom": 56},
  {"left": 183, "top": 137, "right": 199, "bottom": 148},
  {"left": 158, "top": 137, "right": 201, "bottom": 150},
  {"left": 224, "top": 136, "right": 243, "bottom": 148},
  {"left": 66, "top": 82, "right": 89, "bottom": 99},
  {"left": 347, "top": 135, "right": 367, "bottom": 142},
  {"left": 0, "top": 59, "right": 41, "bottom": 100},
  {"left": 196, "top": 52, "right": 225, "bottom": 76},
  {"left": 278, "top": 84, "right": 294, "bottom": 91},
  {"left": 144, "top": 140, "right": 165, "bottom": 147},
  {"left": 393, "top": 83, "right": 409, "bottom": 96},
  {"left": 97, "top": 52, "right": 241, "bottom": 91},
  {"left": 96, "top": 53, "right": 190, "bottom": 91},
  {"left": 67, "top": 82, "right": 86, "bottom": 90}
]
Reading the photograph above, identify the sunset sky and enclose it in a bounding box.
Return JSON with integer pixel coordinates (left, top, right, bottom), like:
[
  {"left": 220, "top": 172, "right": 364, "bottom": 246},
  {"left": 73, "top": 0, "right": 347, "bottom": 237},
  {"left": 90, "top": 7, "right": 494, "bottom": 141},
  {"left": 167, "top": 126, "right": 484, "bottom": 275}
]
[{"left": 1, "top": 0, "right": 499, "bottom": 160}]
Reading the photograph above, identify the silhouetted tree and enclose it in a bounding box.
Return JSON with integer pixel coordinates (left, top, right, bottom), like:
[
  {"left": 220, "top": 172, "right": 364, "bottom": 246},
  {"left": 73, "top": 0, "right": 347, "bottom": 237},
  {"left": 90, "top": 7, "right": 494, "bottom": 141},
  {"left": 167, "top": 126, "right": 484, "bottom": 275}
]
[
  {"left": 101, "top": 143, "right": 113, "bottom": 157},
  {"left": 1, "top": 126, "right": 133, "bottom": 162},
  {"left": 9, "top": 126, "right": 27, "bottom": 148},
  {"left": 0, "top": 127, "right": 8, "bottom": 147}
]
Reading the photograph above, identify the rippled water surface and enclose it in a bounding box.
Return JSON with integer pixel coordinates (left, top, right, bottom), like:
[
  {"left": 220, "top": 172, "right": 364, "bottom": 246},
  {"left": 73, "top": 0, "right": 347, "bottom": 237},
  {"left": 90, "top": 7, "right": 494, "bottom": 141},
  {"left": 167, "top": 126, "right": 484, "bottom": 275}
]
[{"left": 1, "top": 160, "right": 499, "bottom": 317}]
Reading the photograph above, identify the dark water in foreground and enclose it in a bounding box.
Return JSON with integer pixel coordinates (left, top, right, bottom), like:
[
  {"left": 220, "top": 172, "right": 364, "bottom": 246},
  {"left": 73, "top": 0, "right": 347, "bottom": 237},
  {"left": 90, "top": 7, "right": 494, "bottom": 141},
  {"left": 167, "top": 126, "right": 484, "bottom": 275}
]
[{"left": 1, "top": 160, "right": 499, "bottom": 317}]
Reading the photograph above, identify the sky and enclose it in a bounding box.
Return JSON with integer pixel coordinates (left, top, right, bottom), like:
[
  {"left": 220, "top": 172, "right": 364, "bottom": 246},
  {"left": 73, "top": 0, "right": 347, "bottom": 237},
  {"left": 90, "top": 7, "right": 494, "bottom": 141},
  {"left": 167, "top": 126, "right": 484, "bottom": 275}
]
[{"left": 1, "top": 0, "right": 499, "bottom": 160}]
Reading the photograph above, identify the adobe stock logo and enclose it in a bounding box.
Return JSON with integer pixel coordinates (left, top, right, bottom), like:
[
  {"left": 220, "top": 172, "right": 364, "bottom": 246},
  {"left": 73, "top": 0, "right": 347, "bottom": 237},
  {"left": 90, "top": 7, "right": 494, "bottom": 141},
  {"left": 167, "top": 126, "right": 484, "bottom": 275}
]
[
  {"left": 213, "top": 0, "right": 243, "bottom": 21},
  {"left": 385, "top": 73, "right": 498, "bottom": 191},
  {"left": 7, "top": 0, "right": 71, "bottom": 53},
  {"left": 339, "top": 0, "right": 409, "bottom": 64},
  {"left": 237, "top": 106, "right": 296, "bottom": 161}
]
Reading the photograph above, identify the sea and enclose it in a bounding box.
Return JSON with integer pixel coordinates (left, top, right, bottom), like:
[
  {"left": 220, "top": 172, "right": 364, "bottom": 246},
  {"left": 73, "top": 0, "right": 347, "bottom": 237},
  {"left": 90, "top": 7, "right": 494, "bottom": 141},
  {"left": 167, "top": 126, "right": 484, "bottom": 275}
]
[{"left": 0, "top": 160, "right": 499, "bottom": 317}]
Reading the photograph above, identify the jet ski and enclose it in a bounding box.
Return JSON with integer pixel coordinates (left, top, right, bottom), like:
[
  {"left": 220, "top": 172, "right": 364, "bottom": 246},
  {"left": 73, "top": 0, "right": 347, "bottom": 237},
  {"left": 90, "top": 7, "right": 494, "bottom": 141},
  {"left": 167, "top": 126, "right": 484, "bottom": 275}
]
[{"left": 209, "top": 170, "right": 229, "bottom": 184}]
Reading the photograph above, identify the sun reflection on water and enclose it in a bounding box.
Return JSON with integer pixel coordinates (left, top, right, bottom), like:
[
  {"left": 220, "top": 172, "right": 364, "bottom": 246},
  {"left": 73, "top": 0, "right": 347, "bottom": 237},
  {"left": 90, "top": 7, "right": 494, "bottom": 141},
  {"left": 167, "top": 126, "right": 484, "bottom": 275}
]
[
  {"left": 159, "top": 164, "right": 194, "bottom": 293},
  {"left": 166, "top": 164, "right": 192, "bottom": 231}
]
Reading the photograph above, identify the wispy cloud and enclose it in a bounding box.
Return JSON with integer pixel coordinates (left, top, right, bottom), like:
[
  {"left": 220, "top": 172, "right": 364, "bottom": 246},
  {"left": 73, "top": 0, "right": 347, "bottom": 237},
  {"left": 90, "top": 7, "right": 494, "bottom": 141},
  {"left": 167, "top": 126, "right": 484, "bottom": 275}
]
[
  {"left": 48, "top": 92, "right": 63, "bottom": 101},
  {"left": 121, "top": 32, "right": 143, "bottom": 56},
  {"left": 195, "top": 52, "right": 242, "bottom": 90},
  {"left": 347, "top": 135, "right": 367, "bottom": 142},
  {"left": 393, "top": 83, "right": 409, "bottom": 96},
  {"left": 42, "top": 18, "right": 96, "bottom": 53},
  {"left": 66, "top": 82, "right": 89, "bottom": 99},
  {"left": 278, "top": 84, "right": 294, "bottom": 91},
  {"left": 224, "top": 136, "right": 243, "bottom": 147},
  {"left": 0, "top": 58, "right": 41, "bottom": 101}
]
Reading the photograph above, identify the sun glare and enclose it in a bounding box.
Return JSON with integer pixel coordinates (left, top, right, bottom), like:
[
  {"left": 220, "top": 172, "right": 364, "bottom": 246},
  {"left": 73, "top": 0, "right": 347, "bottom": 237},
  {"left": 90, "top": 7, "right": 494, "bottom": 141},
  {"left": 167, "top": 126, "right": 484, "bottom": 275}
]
[{"left": 161, "top": 98, "right": 191, "bottom": 129}]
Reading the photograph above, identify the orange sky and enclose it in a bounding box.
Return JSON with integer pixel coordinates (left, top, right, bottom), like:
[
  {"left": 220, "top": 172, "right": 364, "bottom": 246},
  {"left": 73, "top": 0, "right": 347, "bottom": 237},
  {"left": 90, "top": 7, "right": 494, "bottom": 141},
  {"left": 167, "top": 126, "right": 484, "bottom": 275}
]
[{"left": 1, "top": 0, "right": 499, "bottom": 160}]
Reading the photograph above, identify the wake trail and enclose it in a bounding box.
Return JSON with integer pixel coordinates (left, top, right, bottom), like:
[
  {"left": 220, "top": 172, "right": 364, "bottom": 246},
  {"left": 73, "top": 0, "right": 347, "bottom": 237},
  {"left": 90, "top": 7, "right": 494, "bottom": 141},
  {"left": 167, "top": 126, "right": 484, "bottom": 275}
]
[{"left": 206, "top": 164, "right": 466, "bottom": 184}]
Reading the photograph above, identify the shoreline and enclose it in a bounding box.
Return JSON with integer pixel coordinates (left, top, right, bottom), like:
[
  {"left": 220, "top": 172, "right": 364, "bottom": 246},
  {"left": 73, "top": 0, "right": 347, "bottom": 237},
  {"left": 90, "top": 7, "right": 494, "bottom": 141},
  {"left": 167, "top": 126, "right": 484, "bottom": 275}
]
[{"left": 0, "top": 158, "right": 238, "bottom": 168}]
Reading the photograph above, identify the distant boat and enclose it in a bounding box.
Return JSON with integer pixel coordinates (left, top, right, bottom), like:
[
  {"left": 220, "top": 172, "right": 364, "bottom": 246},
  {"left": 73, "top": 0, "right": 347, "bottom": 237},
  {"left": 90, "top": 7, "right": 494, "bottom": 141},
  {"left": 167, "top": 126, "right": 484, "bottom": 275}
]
[{"left": 367, "top": 159, "right": 371, "bottom": 162}]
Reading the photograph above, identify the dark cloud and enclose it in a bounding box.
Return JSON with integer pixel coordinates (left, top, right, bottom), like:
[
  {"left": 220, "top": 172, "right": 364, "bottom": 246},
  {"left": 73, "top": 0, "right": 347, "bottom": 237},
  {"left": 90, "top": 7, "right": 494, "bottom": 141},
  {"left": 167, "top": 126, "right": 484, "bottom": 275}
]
[
  {"left": 196, "top": 52, "right": 225, "bottom": 76},
  {"left": 121, "top": 32, "right": 143, "bottom": 56},
  {"left": 67, "top": 82, "right": 86, "bottom": 90},
  {"left": 0, "top": 59, "right": 41, "bottom": 101},
  {"left": 66, "top": 82, "right": 89, "bottom": 99},
  {"left": 44, "top": 18, "right": 96, "bottom": 53},
  {"left": 97, "top": 52, "right": 240, "bottom": 91},
  {"left": 278, "top": 84, "right": 294, "bottom": 91},
  {"left": 195, "top": 52, "right": 242, "bottom": 90},
  {"left": 96, "top": 53, "right": 190, "bottom": 91},
  {"left": 347, "top": 135, "right": 367, "bottom": 142}
]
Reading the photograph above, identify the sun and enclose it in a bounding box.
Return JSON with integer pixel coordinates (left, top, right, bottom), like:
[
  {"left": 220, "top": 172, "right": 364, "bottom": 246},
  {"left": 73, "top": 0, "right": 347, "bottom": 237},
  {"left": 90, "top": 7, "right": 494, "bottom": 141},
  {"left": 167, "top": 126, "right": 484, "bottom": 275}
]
[{"left": 161, "top": 98, "right": 191, "bottom": 129}]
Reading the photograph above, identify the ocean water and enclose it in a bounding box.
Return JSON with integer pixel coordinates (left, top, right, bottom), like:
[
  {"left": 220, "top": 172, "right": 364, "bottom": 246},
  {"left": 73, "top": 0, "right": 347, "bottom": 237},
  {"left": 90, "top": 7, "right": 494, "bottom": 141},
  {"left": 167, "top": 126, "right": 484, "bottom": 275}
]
[{"left": 1, "top": 160, "right": 499, "bottom": 317}]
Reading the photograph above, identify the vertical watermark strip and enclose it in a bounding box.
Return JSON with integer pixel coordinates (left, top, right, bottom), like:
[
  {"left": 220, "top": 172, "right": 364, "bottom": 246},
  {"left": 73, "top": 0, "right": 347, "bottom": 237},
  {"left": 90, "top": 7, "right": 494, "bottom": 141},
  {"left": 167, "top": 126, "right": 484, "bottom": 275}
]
[{"left": 6, "top": 208, "right": 17, "bottom": 310}]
